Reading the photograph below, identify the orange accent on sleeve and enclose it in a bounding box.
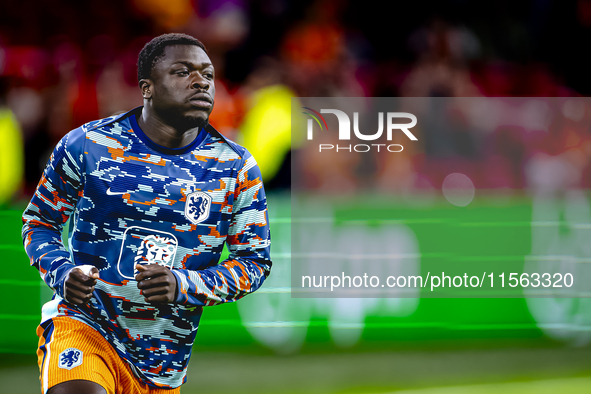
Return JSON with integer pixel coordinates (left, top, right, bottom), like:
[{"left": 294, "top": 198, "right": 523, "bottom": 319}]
[
  {"left": 222, "top": 260, "right": 253, "bottom": 292},
  {"left": 27, "top": 219, "right": 55, "bottom": 229},
  {"left": 234, "top": 172, "right": 261, "bottom": 200},
  {"left": 192, "top": 155, "right": 211, "bottom": 162}
]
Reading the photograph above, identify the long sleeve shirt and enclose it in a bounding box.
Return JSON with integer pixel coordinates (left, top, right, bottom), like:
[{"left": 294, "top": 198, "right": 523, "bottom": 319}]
[{"left": 22, "top": 107, "right": 272, "bottom": 388}]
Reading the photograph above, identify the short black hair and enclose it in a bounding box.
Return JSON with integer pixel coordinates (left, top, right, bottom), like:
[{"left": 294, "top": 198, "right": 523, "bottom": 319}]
[{"left": 137, "top": 33, "right": 207, "bottom": 83}]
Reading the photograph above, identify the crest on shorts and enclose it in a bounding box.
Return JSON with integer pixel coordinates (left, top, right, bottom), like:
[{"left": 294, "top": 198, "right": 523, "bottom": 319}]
[
  {"left": 185, "top": 191, "right": 212, "bottom": 224},
  {"left": 58, "top": 348, "right": 83, "bottom": 370}
]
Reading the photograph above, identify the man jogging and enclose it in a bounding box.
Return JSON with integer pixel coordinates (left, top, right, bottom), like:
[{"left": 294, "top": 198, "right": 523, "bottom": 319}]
[{"left": 22, "top": 33, "right": 272, "bottom": 394}]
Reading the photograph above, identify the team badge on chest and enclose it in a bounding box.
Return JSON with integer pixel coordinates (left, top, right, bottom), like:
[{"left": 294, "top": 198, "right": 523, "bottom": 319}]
[{"left": 185, "top": 191, "right": 212, "bottom": 224}]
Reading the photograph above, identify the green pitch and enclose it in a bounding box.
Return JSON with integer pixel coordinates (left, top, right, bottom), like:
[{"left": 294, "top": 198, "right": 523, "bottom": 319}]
[
  {"left": 2, "top": 193, "right": 591, "bottom": 392},
  {"left": 0, "top": 194, "right": 578, "bottom": 352}
]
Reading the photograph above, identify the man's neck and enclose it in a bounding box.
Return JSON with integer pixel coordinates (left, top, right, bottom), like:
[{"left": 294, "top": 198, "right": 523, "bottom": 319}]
[{"left": 137, "top": 108, "right": 201, "bottom": 149}]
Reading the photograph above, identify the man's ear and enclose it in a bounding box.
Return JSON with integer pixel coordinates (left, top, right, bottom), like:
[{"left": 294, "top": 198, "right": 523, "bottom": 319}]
[{"left": 139, "top": 79, "right": 153, "bottom": 99}]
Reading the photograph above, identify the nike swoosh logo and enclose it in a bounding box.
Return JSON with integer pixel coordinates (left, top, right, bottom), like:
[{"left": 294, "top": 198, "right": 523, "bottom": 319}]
[{"left": 106, "top": 188, "right": 127, "bottom": 196}]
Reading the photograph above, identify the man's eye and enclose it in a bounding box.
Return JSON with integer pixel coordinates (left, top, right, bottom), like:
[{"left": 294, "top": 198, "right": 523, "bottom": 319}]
[{"left": 177, "top": 70, "right": 189, "bottom": 76}]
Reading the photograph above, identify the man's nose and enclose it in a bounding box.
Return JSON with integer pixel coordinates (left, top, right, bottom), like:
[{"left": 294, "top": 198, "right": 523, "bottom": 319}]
[{"left": 191, "top": 74, "right": 209, "bottom": 89}]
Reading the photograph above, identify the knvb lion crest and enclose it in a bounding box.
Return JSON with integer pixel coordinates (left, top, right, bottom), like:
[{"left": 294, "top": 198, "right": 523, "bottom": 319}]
[
  {"left": 185, "top": 191, "right": 212, "bottom": 224},
  {"left": 58, "top": 348, "right": 83, "bottom": 370},
  {"left": 134, "top": 234, "right": 177, "bottom": 268},
  {"left": 116, "top": 227, "right": 178, "bottom": 279}
]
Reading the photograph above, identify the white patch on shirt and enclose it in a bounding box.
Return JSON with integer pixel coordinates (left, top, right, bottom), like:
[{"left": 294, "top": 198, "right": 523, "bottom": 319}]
[{"left": 185, "top": 191, "right": 212, "bottom": 224}]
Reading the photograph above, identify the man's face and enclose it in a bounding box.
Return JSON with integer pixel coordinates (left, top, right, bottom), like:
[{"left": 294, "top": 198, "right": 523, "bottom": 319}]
[{"left": 147, "top": 45, "right": 215, "bottom": 129}]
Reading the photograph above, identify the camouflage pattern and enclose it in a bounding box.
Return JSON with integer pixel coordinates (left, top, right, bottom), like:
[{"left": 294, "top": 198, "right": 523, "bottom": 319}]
[{"left": 22, "top": 107, "right": 272, "bottom": 388}]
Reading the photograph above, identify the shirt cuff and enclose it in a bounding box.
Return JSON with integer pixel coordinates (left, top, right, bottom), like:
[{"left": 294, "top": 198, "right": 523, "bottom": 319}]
[{"left": 170, "top": 269, "right": 185, "bottom": 304}]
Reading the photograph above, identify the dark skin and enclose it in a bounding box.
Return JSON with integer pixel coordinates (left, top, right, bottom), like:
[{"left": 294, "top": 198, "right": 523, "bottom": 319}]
[
  {"left": 57, "top": 43, "right": 215, "bottom": 393},
  {"left": 138, "top": 44, "right": 216, "bottom": 149},
  {"left": 48, "top": 380, "right": 106, "bottom": 394},
  {"left": 56, "top": 266, "right": 175, "bottom": 394},
  {"left": 134, "top": 44, "right": 215, "bottom": 303},
  {"left": 64, "top": 44, "right": 215, "bottom": 306},
  {"left": 63, "top": 267, "right": 99, "bottom": 305}
]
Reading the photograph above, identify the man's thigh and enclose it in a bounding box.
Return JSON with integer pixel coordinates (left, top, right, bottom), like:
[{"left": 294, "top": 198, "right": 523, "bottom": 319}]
[
  {"left": 37, "top": 317, "right": 117, "bottom": 394},
  {"left": 47, "top": 380, "right": 106, "bottom": 394},
  {"left": 37, "top": 316, "right": 182, "bottom": 394}
]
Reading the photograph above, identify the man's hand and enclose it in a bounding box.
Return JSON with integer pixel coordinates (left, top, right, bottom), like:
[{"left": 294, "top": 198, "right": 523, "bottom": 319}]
[
  {"left": 135, "top": 264, "right": 177, "bottom": 304},
  {"left": 64, "top": 265, "right": 100, "bottom": 305}
]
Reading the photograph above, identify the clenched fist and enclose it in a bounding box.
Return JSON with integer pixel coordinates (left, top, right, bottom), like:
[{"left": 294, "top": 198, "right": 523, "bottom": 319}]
[
  {"left": 135, "top": 264, "right": 177, "bottom": 304},
  {"left": 64, "top": 265, "right": 100, "bottom": 305}
]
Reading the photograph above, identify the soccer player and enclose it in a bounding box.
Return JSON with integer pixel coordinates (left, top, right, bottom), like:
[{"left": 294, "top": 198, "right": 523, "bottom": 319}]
[{"left": 22, "top": 33, "right": 272, "bottom": 394}]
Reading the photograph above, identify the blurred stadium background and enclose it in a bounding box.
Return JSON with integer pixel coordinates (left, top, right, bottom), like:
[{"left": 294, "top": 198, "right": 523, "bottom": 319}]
[{"left": 2, "top": 0, "right": 591, "bottom": 393}]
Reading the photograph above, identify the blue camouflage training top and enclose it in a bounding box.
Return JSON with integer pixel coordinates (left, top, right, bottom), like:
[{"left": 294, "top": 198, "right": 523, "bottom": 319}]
[{"left": 22, "top": 107, "right": 272, "bottom": 388}]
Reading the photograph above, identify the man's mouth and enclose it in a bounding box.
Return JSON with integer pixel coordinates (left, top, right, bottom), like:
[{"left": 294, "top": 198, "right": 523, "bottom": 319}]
[{"left": 189, "top": 94, "right": 213, "bottom": 109}]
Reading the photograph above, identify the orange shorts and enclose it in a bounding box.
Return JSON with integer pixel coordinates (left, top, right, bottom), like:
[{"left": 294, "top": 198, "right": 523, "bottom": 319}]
[{"left": 36, "top": 316, "right": 181, "bottom": 394}]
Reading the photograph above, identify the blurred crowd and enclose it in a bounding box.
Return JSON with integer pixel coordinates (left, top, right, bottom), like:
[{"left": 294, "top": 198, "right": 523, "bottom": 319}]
[{"left": 2, "top": 0, "right": 591, "bottom": 205}]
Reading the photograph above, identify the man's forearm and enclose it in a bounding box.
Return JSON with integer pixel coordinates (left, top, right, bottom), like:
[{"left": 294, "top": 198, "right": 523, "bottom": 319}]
[{"left": 172, "top": 256, "right": 271, "bottom": 306}]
